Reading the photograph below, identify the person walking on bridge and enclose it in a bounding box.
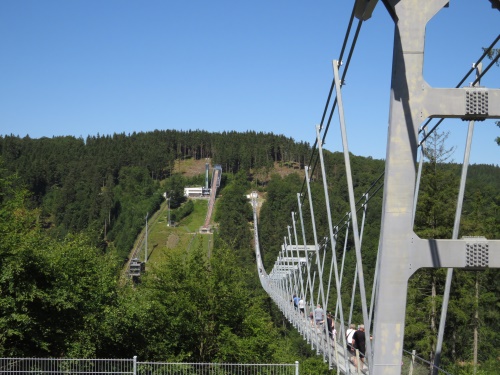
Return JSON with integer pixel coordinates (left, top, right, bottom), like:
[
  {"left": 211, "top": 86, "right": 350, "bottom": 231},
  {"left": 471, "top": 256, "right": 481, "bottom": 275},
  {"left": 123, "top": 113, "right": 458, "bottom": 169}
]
[
  {"left": 293, "top": 294, "right": 299, "bottom": 310},
  {"left": 314, "top": 304, "right": 324, "bottom": 327},
  {"left": 298, "top": 297, "right": 305, "bottom": 316},
  {"left": 327, "top": 313, "right": 336, "bottom": 342},
  {"left": 346, "top": 323, "right": 356, "bottom": 352},
  {"left": 351, "top": 324, "right": 366, "bottom": 370}
]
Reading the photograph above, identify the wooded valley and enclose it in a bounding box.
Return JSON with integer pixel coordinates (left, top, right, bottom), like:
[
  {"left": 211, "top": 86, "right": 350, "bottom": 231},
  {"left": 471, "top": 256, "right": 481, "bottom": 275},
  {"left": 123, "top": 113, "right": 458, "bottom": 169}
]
[{"left": 1, "top": 130, "right": 499, "bottom": 374}]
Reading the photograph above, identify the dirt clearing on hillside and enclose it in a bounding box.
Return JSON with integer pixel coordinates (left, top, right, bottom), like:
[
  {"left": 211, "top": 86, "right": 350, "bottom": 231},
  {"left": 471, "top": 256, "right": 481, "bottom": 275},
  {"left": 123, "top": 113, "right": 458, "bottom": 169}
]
[
  {"left": 166, "top": 233, "right": 180, "bottom": 249},
  {"left": 174, "top": 159, "right": 211, "bottom": 178}
]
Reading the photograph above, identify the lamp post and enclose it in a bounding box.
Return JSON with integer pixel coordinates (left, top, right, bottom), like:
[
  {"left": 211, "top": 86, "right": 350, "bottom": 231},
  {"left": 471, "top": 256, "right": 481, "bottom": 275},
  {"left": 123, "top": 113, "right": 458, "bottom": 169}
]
[
  {"left": 144, "top": 212, "right": 148, "bottom": 263},
  {"left": 167, "top": 197, "right": 171, "bottom": 226},
  {"left": 163, "top": 191, "right": 171, "bottom": 227}
]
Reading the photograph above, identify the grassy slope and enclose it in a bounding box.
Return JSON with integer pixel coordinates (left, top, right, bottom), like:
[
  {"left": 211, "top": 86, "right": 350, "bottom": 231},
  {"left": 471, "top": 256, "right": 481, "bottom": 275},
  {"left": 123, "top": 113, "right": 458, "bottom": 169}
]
[
  {"left": 146, "top": 199, "right": 212, "bottom": 268},
  {"left": 130, "top": 158, "right": 300, "bottom": 271}
]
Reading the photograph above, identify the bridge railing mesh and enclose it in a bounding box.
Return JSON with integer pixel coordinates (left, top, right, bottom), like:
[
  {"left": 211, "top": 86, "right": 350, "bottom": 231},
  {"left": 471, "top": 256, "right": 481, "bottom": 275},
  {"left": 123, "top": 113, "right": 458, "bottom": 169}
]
[
  {"left": 401, "top": 350, "right": 453, "bottom": 375},
  {"left": 0, "top": 358, "right": 134, "bottom": 374},
  {"left": 137, "top": 362, "right": 298, "bottom": 375},
  {"left": 0, "top": 359, "right": 298, "bottom": 375}
]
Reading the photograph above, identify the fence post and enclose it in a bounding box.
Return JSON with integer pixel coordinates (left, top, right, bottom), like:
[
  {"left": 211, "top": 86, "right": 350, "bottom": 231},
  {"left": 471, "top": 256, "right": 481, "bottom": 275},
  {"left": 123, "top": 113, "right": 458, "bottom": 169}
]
[
  {"left": 409, "top": 350, "right": 415, "bottom": 375},
  {"left": 133, "top": 356, "right": 137, "bottom": 375},
  {"left": 355, "top": 349, "right": 361, "bottom": 375},
  {"left": 295, "top": 360, "right": 299, "bottom": 375},
  {"left": 333, "top": 336, "right": 339, "bottom": 374}
]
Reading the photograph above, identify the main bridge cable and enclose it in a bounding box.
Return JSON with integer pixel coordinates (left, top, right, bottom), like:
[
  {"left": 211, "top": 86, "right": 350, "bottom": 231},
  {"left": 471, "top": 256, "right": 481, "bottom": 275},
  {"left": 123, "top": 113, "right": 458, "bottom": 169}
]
[
  {"left": 302, "top": 17, "right": 499, "bottom": 209},
  {"left": 300, "top": 2, "right": 360, "bottom": 200},
  {"left": 418, "top": 33, "right": 500, "bottom": 146},
  {"left": 330, "top": 36, "right": 500, "bottom": 243},
  {"left": 301, "top": 6, "right": 378, "bottom": 209},
  {"left": 287, "top": 4, "right": 377, "bottom": 370},
  {"left": 471, "top": 47, "right": 500, "bottom": 85},
  {"left": 328, "top": 34, "right": 500, "bottom": 232},
  {"left": 318, "top": 174, "right": 384, "bottom": 251},
  {"left": 318, "top": 169, "right": 384, "bottom": 242},
  {"left": 308, "top": 19, "right": 366, "bottom": 189},
  {"left": 325, "top": 34, "right": 500, "bottom": 225},
  {"left": 325, "top": 34, "right": 500, "bottom": 220},
  {"left": 334, "top": 174, "right": 384, "bottom": 236},
  {"left": 319, "top": 33, "right": 500, "bottom": 233}
]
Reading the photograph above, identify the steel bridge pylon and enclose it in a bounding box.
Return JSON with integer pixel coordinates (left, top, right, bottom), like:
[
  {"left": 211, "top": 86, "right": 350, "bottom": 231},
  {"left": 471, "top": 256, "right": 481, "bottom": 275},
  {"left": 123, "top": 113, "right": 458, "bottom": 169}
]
[
  {"left": 374, "top": 1, "right": 500, "bottom": 374},
  {"left": 251, "top": 1, "right": 500, "bottom": 374}
]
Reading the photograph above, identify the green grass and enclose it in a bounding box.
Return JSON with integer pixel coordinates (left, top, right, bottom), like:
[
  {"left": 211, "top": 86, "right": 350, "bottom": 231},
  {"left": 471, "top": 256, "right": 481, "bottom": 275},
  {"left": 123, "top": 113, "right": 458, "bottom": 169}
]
[
  {"left": 179, "top": 199, "right": 210, "bottom": 232},
  {"left": 145, "top": 199, "right": 213, "bottom": 268}
]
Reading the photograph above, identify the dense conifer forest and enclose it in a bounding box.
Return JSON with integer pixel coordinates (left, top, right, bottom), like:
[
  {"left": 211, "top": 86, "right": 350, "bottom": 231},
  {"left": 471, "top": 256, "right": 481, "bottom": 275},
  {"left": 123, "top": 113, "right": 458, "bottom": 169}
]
[
  {"left": 1, "top": 130, "right": 499, "bottom": 373},
  {"left": 0, "top": 131, "right": 309, "bottom": 260}
]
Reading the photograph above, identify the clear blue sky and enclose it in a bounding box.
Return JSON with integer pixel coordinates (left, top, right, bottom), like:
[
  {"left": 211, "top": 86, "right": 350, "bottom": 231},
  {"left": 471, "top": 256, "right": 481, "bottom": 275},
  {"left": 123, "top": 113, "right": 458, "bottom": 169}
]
[{"left": 1, "top": 1, "right": 498, "bottom": 165}]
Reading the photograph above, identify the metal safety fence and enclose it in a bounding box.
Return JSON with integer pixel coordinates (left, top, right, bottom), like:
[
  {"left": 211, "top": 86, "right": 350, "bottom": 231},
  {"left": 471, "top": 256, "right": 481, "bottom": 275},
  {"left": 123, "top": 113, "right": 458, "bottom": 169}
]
[
  {"left": 0, "top": 358, "right": 299, "bottom": 375},
  {"left": 0, "top": 358, "right": 134, "bottom": 374},
  {"left": 137, "top": 361, "right": 299, "bottom": 375},
  {"left": 401, "top": 350, "right": 453, "bottom": 375}
]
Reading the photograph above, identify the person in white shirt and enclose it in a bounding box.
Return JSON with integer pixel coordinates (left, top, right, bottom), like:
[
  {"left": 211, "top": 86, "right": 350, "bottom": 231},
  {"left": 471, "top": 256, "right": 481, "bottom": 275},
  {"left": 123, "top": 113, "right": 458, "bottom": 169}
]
[
  {"left": 298, "top": 297, "right": 305, "bottom": 316},
  {"left": 346, "top": 323, "right": 356, "bottom": 352}
]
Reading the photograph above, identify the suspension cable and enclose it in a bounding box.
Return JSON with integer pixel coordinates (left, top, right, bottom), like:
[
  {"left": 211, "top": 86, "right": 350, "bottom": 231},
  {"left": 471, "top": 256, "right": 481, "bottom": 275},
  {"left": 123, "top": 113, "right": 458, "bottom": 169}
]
[
  {"left": 297, "top": 18, "right": 499, "bottom": 261},
  {"left": 301, "top": 3, "right": 362, "bottom": 200},
  {"left": 308, "top": 19, "right": 367, "bottom": 190}
]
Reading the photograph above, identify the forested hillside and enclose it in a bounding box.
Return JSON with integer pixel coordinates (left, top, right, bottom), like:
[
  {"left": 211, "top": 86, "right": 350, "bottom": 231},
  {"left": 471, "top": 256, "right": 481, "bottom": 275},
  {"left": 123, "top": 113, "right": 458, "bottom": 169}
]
[
  {"left": 0, "top": 131, "right": 310, "bottom": 260},
  {"left": 0, "top": 130, "right": 331, "bottom": 372},
  {"left": 1, "top": 130, "right": 499, "bottom": 373}
]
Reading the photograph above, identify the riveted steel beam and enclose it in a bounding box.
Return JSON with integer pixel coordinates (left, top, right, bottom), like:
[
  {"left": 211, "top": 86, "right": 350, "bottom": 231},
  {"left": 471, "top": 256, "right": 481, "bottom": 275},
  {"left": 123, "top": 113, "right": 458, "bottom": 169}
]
[{"left": 372, "top": 1, "right": 500, "bottom": 374}]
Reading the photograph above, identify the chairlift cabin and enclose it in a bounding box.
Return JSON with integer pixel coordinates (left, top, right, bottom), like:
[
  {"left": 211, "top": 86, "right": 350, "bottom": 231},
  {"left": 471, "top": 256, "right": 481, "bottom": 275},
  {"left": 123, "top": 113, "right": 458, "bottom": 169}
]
[{"left": 129, "top": 258, "right": 142, "bottom": 277}]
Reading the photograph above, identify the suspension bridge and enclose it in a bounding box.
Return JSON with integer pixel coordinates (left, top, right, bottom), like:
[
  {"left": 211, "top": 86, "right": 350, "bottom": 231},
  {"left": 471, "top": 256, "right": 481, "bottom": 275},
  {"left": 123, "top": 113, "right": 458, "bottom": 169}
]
[{"left": 251, "top": 1, "right": 500, "bottom": 374}]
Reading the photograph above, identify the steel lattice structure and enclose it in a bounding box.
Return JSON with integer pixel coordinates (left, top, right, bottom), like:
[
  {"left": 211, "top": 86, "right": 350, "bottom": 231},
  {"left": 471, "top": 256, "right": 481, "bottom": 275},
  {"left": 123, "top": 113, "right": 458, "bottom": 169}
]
[{"left": 252, "top": 2, "right": 500, "bottom": 374}]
